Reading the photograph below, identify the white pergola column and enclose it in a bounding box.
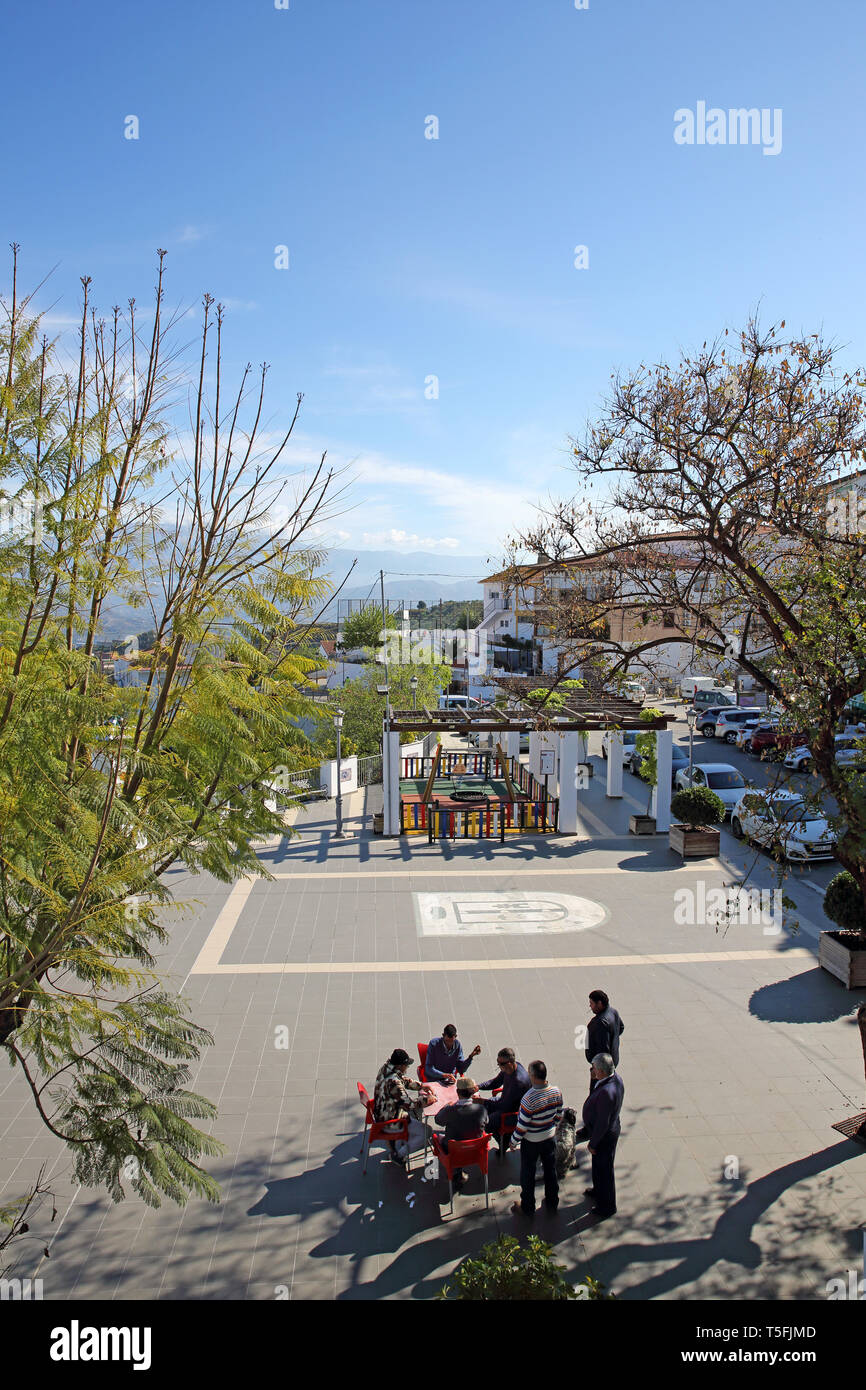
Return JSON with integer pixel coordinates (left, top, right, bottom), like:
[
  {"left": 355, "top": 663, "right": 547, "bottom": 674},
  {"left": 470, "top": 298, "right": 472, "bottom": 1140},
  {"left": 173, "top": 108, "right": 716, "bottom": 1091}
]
[
  {"left": 653, "top": 727, "right": 673, "bottom": 832},
  {"left": 606, "top": 731, "right": 624, "bottom": 798},
  {"left": 557, "top": 731, "right": 580, "bottom": 834},
  {"left": 381, "top": 718, "right": 391, "bottom": 833},
  {"left": 528, "top": 732, "right": 543, "bottom": 779},
  {"left": 385, "top": 730, "right": 402, "bottom": 835},
  {"left": 501, "top": 730, "right": 520, "bottom": 761}
]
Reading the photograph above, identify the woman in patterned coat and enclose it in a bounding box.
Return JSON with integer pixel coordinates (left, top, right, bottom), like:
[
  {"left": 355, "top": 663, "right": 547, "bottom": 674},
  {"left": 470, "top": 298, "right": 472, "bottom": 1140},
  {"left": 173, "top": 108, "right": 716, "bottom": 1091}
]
[{"left": 373, "top": 1048, "right": 435, "bottom": 1164}]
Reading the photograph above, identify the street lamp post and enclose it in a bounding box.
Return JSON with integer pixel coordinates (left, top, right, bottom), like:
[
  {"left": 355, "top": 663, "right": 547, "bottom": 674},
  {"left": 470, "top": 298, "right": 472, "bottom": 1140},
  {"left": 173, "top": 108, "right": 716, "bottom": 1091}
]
[
  {"left": 410, "top": 675, "right": 418, "bottom": 711},
  {"left": 687, "top": 706, "right": 697, "bottom": 784},
  {"left": 334, "top": 708, "right": 345, "bottom": 839}
]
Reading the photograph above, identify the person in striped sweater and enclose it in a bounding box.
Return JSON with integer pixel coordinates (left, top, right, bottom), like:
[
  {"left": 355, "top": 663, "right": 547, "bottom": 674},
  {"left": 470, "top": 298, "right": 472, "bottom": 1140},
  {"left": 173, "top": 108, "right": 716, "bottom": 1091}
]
[{"left": 508, "top": 1059, "right": 563, "bottom": 1216}]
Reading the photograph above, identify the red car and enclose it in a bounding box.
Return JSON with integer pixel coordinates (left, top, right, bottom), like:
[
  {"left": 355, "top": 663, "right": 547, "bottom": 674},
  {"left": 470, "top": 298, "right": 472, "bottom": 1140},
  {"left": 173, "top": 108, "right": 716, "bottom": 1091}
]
[
  {"left": 749, "top": 723, "right": 780, "bottom": 757},
  {"left": 769, "top": 729, "right": 812, "bottom": 759}
]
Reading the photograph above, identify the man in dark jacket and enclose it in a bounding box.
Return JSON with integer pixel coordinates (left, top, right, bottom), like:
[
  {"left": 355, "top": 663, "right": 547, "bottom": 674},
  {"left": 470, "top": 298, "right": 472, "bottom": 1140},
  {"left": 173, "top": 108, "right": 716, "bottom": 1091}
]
[
  {"left": 585, "top": 990, "right": 624, "bottom": 1068},
  {"left": 425, "top": 1024, "right": 481, "bottom": 1083},
  {"left": 476, "top": 1048, "right": 531, "bottom": 1146},
  {"left": 435, "top": 1077, "right": 488, "bottom": 1187},
  {"left": 579, "top": 1053, "right": 624, "bottom": 1220}
]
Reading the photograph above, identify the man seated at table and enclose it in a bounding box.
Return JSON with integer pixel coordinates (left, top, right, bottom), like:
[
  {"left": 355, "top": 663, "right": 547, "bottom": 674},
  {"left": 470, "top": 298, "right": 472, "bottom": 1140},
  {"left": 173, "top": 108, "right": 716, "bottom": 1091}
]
[
  {"left": 435, "top": 1077, "right": 488, "bottom": 1187},
  {"left": 425, "top": 1023, "right": 481, "bottom": 1084},
  {"left": 476, "top": 1047, "right": 531, "bottom": 1148},
  {"left": 373, "top": 1048, "right": 436, "bottom": 1165}
]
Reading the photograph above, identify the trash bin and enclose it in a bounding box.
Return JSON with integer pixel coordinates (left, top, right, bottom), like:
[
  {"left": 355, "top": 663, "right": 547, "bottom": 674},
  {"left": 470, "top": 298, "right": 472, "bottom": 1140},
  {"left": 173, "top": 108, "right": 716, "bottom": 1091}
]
[{"left": 373, "top": 812, "right": 384, "bottom": 834}]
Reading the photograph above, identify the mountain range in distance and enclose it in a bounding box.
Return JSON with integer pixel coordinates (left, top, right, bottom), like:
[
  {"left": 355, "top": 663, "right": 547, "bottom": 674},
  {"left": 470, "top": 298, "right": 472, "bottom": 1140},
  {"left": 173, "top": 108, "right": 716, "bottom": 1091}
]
[
  {"left": 97, "top": 548, "right": 502, "bottom": 638},
  {"left": 318, "top": 548, "right": 498, "bottom": 614}
]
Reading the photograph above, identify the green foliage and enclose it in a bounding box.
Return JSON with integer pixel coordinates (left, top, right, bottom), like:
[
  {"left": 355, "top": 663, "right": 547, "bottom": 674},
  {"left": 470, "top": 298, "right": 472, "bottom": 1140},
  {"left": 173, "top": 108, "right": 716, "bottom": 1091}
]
[
  {"left": 409, "top": 598, "right": 481, "bottom": 630},
  {"left": 436, "top": 1234, "right": 611, "bottom": 1301},
  {"left": 340, "top": 607, "right": 398, "bottom": 651},
  {"left": 823, "top": 872, "right": 866, "bottom": 935},
  {"left": 634, "top": 710, "right": 665, "bottom": 812},
  {"left": 312, "top": 731, "right": 360, "bottom": 760},
  {"left": 0, "top": 255, "right": 337, "bottom": 1219},
  {"left": 524, "top": 679, "right": 586, "bottom": 712},
  {"left": 326, "top": 661, "right": 450, "bottom": 756},
  {"left": 670, "top": 785, "right": 726, "bottom": 829}
]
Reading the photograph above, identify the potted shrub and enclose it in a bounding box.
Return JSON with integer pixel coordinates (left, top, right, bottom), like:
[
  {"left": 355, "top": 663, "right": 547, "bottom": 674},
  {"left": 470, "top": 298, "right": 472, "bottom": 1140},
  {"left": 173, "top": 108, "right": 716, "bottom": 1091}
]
[
  {"left": 436, "top": 1234, "right": 612, "bottom": 1301},
  {"left": 669, "top": 784, "right": 725, "bottom": 858},
  {"left": 629, "top": 709, "right": 664, "bottom": 835},
  {"left": 818, "top": 870, "right": 866, "bottom": 989}
]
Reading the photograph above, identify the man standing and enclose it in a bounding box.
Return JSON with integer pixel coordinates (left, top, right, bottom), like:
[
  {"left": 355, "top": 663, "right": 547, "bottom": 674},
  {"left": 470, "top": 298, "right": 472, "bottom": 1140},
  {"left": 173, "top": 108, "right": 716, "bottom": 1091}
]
[
  {"left": 435, "top": 1077, "right": 488, "bottom": 1188},
  {"left": 425, "top": 1024, "right": 481, "bottom": 1084},
  {"left": 476, "top": 1048, "right": 531, "bottom": 1152},
  {"left": 508, "top": 1059, "right": 563, "bottom": 1217},
  {"left": 580, "top": 1053, "right": 624, "bottom": 1220},
  {"left": 585, "top": 990, "right": 624, "bottom": 1070}
]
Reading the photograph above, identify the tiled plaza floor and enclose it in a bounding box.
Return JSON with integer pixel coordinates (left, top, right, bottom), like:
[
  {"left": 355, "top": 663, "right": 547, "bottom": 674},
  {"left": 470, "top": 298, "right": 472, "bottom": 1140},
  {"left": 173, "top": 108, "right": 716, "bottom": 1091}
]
[{"left": 2, "top": 762, "right": 865, "bottom": 1301}]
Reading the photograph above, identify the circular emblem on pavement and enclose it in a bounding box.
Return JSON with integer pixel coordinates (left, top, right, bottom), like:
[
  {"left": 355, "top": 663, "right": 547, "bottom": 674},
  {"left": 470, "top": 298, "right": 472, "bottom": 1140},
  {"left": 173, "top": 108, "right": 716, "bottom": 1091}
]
[{"left": 414, "top": 890, "right": 609, "bottom": 936}]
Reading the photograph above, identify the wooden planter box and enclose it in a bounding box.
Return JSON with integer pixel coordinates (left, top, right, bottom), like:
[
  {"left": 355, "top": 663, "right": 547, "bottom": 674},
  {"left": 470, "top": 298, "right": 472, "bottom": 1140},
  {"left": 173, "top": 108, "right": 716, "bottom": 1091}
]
[
  {"left": 818, "top": 931, "right": 866, "bottom": 988},
  {"left": 629, "top": 814, "right": 656, "bottom": 835},
  {"left": 669, "top": 823, "right": 721, "bottom": 858}
]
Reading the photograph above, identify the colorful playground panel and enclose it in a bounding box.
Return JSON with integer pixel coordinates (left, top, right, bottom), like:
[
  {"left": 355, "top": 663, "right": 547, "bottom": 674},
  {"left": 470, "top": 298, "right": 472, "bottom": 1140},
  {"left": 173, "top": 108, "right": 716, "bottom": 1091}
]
[{"left": 398, "top": 776, "right": 523, "bottom": 805}]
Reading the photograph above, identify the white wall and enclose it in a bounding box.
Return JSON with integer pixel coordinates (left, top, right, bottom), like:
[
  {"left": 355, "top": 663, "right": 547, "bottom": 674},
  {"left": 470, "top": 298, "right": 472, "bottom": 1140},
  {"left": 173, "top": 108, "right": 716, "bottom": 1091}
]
[{"left": 320, "top": 756, "right": 359, "bottom": 797}]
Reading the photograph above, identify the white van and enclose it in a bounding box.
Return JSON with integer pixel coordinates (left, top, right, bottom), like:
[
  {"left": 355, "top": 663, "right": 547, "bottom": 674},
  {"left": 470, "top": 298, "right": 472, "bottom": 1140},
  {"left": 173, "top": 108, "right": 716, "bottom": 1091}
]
[
  {"left": 680, "top": 674, "right": 734, "bottom": 700},
  {"left": 438, "top": 694, "right": 483, "bottom": 712}
]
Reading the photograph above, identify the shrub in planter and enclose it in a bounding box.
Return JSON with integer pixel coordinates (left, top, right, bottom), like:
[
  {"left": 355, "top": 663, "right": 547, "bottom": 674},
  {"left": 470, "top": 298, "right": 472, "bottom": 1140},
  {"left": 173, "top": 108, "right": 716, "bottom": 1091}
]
[
  {"left": 670, "top": 785, "right": 726, "bottom": 829},
  {"left": 435, "top": 1234, "right": 611, "bottom": 1301},
  {"left": 824, "top": 871, "right": 866, "bottom": 936}
]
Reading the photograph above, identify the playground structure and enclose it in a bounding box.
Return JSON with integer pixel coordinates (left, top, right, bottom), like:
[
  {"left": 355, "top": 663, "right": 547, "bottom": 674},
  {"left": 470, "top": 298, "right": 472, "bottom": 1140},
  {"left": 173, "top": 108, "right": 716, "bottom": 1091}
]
[
  {"left": 380, "top": 690, "right": 673, "bottom": 840},
  {"left": 399, "top": 745, "right": 559, "bottom": 839}
]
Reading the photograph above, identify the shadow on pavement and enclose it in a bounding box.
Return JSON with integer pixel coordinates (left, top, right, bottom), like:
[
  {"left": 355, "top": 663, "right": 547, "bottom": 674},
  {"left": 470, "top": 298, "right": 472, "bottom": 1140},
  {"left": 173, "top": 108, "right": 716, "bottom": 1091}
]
[{"left": 749, "top": 968, "right": 866, "bottom": 1023}]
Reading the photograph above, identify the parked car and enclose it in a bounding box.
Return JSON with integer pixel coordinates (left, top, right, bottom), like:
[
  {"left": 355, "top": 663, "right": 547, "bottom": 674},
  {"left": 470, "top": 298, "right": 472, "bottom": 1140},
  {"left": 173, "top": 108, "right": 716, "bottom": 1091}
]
[
  {"left": 628, "top": 742, "right": 690, "bottom": 784},
  {"left": 604, "top": 679, "right": 647, "bottom": 702},
  {"left": 674, "top": 763, "right": 748, "bottom": 817},
  {"left": 730, "top": 789, "right": 836, "bottom": 862},
  {"left": 783, "top": 744, "right": 813, "bottom": 773},
  {"left": 784, "top": 733, "right": 866, "bottom": 772},
  {"left": 696, "top": 705, "right": 740, "bottom": 737},
  {"left": 713, "top": 708, "right": 765, "bottom": 744},
  {"left": 834, "top": 735, "right": 866, "bottom": 769},
  {"left": 438, "top": 694, "right": 485, "bottom": 712},
  {"left": 691, "top": 689, "right": 736, "bottom": 713},
  {"left": 601, "top": 729, "right": 639, "bottom": 761},
  {"left": 749, "top": 722, "right": 781, "bottom": 758},
  {"left": 734, "top": 719, "right": 762, "bottom": 751}
]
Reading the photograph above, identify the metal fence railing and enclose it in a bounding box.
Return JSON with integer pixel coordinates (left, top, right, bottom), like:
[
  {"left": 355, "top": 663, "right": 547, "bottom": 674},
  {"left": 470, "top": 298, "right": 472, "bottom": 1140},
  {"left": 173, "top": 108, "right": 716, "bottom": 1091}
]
[
  {"left": 358, "top": 754, "right": 382, "bottom": 787},
  {"left": 279, "top": 769, "right": 326, "bottom": 800}
]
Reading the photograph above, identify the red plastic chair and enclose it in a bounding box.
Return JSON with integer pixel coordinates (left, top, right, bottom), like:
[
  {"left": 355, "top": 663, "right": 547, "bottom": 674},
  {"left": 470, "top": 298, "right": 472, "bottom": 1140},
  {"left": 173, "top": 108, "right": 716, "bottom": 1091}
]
[
  {"left": 431, "top": 1132, "right": 491, "bottom": 1213},
  {"left": 495, "top": 1111, "right": 519, "bottom": 1160},
  {"left": 416, "top": 1042, "right": 429, "bottom": 1084},
  {"left": 357, "top": 1083, "right": 411, "bottom": 1175}
]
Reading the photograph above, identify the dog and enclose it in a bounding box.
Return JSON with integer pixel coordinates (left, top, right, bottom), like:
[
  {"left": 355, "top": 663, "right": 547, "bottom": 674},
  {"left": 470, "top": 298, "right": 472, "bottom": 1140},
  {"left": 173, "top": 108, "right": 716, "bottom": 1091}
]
[{"left": 554, "top": 1107, "right": 578, "bottom": 1180}]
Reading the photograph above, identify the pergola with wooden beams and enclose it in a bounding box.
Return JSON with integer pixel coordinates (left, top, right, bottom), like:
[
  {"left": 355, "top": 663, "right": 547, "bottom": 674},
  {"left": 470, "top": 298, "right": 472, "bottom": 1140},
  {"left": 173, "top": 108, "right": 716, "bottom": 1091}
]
[
  {"left": 380, "top": 691, "right": 675, "bottom": 837},
  {"left": 386, "top": 697, "right": 669, "bottom": 735}
]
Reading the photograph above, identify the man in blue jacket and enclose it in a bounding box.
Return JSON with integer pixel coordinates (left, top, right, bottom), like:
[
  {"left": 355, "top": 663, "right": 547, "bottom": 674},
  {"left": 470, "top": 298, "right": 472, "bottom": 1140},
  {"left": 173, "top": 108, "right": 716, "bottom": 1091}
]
[
  {"left": 476, "top": 1048, "right": 531, "bottom": 1150},
  {"left": 425, "top": 1024, "right": 481, "bottom": 1084},
  {"left": 579, "top": 1053, "right": 624, "bottom": 1220},
  {"left": 584, "top": 990, "right": 624, "bottom": 1069}
]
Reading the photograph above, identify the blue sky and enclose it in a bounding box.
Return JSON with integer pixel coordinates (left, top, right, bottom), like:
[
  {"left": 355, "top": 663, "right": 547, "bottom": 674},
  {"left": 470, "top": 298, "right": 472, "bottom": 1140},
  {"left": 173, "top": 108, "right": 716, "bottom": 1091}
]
[{"left": 4, "top": 0, "right": 865, "bottom": 565}]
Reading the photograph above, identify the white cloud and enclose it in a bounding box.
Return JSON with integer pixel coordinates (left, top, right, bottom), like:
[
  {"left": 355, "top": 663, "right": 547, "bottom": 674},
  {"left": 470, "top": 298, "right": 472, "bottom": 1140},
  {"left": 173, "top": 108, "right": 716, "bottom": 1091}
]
[
  {"left": 361, "top": 530, "right": 459, "bottom": 551},
  {"left": 176, "top": 225, "right": 205, "bottom": 244}
]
